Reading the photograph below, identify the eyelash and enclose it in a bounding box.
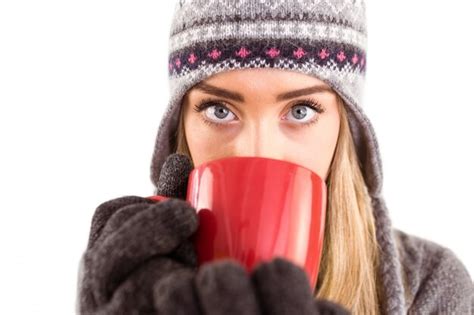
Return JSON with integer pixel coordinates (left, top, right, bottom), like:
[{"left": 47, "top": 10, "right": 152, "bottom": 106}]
[{"left": 192, "top": 97, "right": 326, "bottom": 128}]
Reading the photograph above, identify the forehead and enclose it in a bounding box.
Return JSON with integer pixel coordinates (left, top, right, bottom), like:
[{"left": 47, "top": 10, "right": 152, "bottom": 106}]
[
  {"left": 187, "top": 68, "right": 333, "bottom": 101},
  {"left": 203, "top": 68, "right": 328, "bottom": 86}
]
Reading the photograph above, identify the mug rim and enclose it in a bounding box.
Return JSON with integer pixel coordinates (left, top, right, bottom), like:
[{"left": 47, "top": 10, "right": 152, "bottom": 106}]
[{"left": 192, "top": 155, "right": 324, "bottom": 182}]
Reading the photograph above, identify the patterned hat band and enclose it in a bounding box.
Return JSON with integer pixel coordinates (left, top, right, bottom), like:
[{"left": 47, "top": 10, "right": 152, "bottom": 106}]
[
  {"left": 168, "top": 39, "right": 366, "bottom": 78},
  {"left": 167, "top": 16, "right": 367, "bottom": 79}
]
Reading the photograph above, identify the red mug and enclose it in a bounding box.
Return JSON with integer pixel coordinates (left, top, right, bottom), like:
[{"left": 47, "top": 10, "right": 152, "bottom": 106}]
[{"left": 148, "top": 156, "right": 327, "bottom": 291}]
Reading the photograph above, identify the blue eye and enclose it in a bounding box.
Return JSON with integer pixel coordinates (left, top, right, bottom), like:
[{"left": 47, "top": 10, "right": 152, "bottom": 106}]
[
  {"left": 286, "top": 105, "right": 315, "bottom": 123},
  {"left": 284, "top": 99, "right": 326, "bottom": 127},
  {"left": 192, "top": 99, "right": 237, "bottom": 127},
  {"left": 203, "top": 104, "right": 236, "bottom": 123}
]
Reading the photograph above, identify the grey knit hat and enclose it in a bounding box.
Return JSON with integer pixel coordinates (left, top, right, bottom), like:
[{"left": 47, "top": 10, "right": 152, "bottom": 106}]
[{"left": 149, "top": 1, "right": 406, "bottom": 313}]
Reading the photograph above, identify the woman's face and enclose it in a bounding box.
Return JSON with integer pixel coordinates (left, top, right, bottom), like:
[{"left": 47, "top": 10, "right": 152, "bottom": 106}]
[{"left": 182, "top": 68, "right": 340, "bottom": 180}]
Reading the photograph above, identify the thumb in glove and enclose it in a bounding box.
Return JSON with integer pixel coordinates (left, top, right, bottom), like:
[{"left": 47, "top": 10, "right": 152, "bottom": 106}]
[{"left": 155, "top": 152, "right": 194, "bottom": 200}]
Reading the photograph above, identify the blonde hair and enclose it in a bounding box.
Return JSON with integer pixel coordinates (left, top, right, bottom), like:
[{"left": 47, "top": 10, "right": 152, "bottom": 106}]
[{"left": 175, "top": 92, "right": 382, "bottom": 315}]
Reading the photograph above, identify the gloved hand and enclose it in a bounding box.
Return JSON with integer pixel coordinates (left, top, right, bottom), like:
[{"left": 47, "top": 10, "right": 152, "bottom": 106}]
[
  {"left": 153, "top": 257, "right": 351, "bottom": 315},
  {"left": 77, "top": 153, "right": 198, "bottom": 315}
]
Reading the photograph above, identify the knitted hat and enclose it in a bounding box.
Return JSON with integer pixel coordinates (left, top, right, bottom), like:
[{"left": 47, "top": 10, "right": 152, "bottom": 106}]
[{"left": 149, "top": 1, "right": 406, "bottom": 313}]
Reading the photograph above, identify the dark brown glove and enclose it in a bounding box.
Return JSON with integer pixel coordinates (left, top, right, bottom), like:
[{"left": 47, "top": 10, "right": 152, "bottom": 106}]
[
  {"left": 153, "top": 257, "right": 351, "bottom": 315},
  {"left": 77, "top": 154, "right": 199, "bottom": 314}
]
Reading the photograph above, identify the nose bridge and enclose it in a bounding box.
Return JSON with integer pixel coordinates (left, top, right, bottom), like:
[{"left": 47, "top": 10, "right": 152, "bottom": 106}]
[{"left": 237, "top": 118, "right": 284, "bottom": 159}]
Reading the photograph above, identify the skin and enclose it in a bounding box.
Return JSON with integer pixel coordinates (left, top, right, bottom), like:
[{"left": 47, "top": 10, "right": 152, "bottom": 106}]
[{"left": 182, "top": 68, "right": 340, "bottom": 181}]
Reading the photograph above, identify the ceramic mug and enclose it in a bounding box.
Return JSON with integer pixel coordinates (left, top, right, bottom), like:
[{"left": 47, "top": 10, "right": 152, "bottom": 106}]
[{"left": 148, "top": 156, "right": 327, "bottom": 291}]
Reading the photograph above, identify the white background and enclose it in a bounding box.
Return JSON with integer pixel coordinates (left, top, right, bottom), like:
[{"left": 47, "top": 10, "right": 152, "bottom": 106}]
[{"left": 0, "top": 1, "right": 472, "bottom": 314}]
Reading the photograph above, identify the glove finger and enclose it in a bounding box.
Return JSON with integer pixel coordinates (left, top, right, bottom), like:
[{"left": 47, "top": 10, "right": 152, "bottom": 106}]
[
  {"left": 313, "top": 298, "right": 351, "bottom": 315},
  {"left": 251, "top": 257, "right": 314, "bottom": 315},
  {"left": 94, "top": 202, "right": 153, "bottom": 247},
  {"left": 195, "top": 260, "right": 260, "bottom": 315},
  {"left": 156, "top": 153, "right": 194, "bottom": 200},
  {"left": 88, "top": 198, "right": 199, "bottom": 305},
  {"left": 153, "top": 268, "right": 201, "bottom": 315},
  {"left": 169, "top": 240, "right": 198, "bottom": 267},
  {"left": 94, "top": 257, "right": 187, "bottom": 315},
  {"left": 87, "top": 195, "right": 154, "bottom": 249}
]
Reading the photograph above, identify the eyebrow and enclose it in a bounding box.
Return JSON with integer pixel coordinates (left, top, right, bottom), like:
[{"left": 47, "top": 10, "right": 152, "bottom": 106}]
[{"left": 193, "top": 82, "right": 333, "bottom": 102}]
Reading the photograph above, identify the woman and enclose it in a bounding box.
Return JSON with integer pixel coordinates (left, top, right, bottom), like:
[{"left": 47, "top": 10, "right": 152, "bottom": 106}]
[{"left": 78, "top": 1, "right": 473, "bottom": 314}]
